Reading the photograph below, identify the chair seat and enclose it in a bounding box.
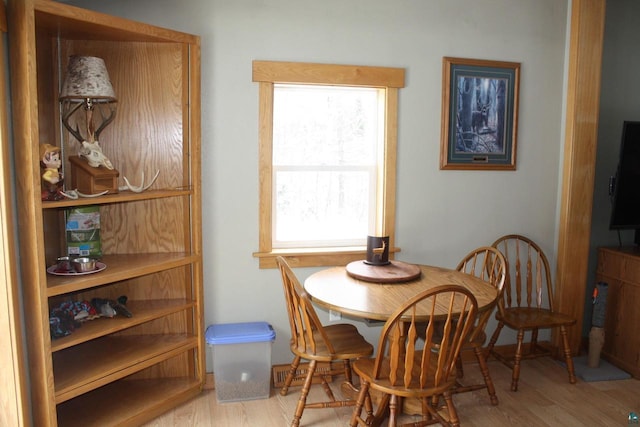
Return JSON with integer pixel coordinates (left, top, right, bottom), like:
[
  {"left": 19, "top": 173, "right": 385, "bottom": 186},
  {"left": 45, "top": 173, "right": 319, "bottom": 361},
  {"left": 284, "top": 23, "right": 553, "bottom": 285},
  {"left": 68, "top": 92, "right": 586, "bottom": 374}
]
[
  {"left": 292, "top": 323, "right": 373, "bottom": 361},
  {"left": 497, "top": 307, "right": 576, "bottom": 330},
  {"left": 353, "top": 352, "right": 454, "bottom": 398}
]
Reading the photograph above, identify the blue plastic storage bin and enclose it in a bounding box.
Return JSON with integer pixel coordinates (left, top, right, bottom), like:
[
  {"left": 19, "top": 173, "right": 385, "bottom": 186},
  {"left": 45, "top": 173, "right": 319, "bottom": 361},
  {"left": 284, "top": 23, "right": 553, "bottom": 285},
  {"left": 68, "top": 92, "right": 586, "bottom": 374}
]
[{"left": 206, "top": 322, "right": 276, "bottom": 402}]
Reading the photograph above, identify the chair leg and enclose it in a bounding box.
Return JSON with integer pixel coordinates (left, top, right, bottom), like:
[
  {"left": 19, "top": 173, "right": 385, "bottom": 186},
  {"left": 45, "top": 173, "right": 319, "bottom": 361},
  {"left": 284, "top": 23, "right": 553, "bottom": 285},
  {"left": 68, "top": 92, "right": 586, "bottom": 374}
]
[
  {"left": 511, "top": 329, "right": 525, "bottom": 391},
  {"left": 349, "top": 381, "right": 369, "bottom": 427},
  {"left": 371, "top": 393, "right": 391, "bottom": 426},
  {"left": 349, "top": 381, "right": 380, "bottom": 427},
  {"left": 343, "top": 359, "right": 353, "bottom": 384},
  {"left": 281, "top": 355, "right": 301, "bottom": 396},
  {"left": 531, "top": 328, "right": 539, "bottom": 354},
  {"left": 486, "top": 321, "right": 504, "bottom": 360},
  {"left": 442, "top": 391, "right": 460, "bottom": 427},
  {"left": 420, "top": 397, "right": 433, "bottom": 422},
  {"left": 319, "top": 375, "right": 337, "bottom": 401},
  {"left": 474, "top": 345, "right": 498, "bottom": 405},
  {"left": 291, "top": 359, "right": 317, "bottom": 427},
  {"left": 364, "top": 389, "right": 374, "bottom": 420},
  {"left": 560, "top": 325, "right": 577, "bottom": 384},
  {"left": 388, "top": 395, "right": 399, "bottom": 427}
]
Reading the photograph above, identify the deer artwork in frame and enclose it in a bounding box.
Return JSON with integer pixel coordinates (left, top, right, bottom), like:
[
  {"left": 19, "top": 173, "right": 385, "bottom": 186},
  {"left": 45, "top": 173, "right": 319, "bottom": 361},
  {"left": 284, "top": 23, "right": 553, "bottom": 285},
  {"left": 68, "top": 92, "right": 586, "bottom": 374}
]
[{"left": 440, "top": 57, "right": 520, "bottom": 170}]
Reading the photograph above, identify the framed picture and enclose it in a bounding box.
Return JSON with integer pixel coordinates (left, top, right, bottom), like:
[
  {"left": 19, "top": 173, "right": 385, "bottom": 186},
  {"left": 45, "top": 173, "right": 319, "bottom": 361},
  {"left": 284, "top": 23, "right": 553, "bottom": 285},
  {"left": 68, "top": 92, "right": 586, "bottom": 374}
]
[{"left": 440, "top": 57, "right": 520, "bottom": 170}]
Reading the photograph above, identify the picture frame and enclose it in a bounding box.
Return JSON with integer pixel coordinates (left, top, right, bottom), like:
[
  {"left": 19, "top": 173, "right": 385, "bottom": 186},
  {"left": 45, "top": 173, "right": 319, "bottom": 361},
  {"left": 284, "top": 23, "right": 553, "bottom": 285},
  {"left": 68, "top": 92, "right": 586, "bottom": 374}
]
[{"left": 440, "top": 57, "right": 520, "bottom": 170}]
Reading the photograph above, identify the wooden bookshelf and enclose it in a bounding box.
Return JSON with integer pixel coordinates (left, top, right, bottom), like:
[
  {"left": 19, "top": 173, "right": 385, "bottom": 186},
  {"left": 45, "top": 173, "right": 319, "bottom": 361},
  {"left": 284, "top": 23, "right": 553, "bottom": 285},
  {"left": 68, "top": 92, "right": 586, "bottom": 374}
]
[{"left": 7, "top": 0, "right": 204, "bottom": 425}]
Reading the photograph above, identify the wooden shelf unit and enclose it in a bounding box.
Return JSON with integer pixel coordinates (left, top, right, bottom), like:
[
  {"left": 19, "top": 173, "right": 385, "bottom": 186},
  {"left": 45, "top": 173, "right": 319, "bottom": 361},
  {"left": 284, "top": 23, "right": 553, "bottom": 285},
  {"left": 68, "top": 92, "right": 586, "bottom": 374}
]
[
  {"left": 595, "top": 247, "right": 640, "bottom": 378},
  {"left": 7, "top": 1, "right": 203, "bottom": 425}
]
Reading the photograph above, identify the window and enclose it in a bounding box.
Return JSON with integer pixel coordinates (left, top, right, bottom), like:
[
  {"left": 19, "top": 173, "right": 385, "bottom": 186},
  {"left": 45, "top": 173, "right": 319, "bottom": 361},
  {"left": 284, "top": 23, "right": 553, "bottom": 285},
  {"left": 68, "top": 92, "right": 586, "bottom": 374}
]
[
  {"left": 252, "top": 61, "right": 405, "bottom": 268},
  {"left": 273, "top": 84, "right": 380, "bottom": 248}
]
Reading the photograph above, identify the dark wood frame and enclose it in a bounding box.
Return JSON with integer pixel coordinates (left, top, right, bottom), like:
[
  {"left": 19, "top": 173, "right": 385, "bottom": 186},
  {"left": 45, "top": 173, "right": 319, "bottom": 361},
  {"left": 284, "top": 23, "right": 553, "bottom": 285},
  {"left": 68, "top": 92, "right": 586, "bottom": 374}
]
[{"left": 440, "top": 57, "right": 520, "bottom": 170}]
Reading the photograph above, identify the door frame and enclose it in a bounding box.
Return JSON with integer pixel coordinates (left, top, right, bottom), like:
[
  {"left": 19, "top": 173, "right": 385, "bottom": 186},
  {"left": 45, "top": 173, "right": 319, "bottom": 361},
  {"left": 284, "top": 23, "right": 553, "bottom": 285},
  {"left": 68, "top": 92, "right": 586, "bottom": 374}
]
[{"left": 555, "top": 0, "right": 606, "bottom": 354}]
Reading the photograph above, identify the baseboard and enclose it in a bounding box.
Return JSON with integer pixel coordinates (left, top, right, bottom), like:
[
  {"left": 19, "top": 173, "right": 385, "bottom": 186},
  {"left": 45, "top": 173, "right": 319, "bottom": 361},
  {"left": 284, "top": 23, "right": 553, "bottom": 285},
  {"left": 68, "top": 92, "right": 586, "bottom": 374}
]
[
  {"left": 205, "top": 343, "right": 570, "bottom": 391},
  {"left": 205, "top": 372, "right": 214, "bottom": 390}
]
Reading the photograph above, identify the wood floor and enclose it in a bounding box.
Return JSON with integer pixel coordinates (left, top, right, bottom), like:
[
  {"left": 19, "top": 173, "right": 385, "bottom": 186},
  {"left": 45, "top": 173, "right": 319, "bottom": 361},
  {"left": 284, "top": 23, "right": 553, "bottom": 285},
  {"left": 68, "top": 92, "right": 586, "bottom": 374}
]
[{"left": 142, "top": 358, "right": 639, "bottom": 426}]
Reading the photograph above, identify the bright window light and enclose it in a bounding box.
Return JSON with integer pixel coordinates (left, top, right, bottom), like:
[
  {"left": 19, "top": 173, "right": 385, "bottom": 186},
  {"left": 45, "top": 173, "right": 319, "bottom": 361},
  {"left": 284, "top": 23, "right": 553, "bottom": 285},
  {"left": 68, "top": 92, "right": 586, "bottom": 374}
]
[{"left": 272, "top": 84, "right": 382, "bottom": 248}]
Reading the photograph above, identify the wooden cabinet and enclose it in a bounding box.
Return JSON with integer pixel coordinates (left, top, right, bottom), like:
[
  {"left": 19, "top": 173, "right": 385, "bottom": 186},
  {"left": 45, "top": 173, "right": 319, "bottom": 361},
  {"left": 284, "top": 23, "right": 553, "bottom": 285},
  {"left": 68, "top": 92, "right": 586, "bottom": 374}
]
[
  {"left": 8, "top": 1, "right": 203, "bottom": 425},
  {"left": 595, "top": 247, "right": 640, "bottom": 378}
]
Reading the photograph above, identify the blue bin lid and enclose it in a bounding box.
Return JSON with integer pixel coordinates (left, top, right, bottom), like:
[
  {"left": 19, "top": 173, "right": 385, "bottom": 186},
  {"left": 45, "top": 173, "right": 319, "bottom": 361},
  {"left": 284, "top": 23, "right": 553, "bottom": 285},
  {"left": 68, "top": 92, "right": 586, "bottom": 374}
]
[{"left": 205, "top": 321, "right": 275, "bottom": 345}]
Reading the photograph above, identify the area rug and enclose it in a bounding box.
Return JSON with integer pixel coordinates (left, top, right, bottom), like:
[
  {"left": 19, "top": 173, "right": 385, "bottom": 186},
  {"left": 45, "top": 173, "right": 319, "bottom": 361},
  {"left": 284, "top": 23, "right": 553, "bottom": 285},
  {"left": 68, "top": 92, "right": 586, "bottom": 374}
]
[{"left": 570, "top": 355, "right": 631, "bottom": 382}]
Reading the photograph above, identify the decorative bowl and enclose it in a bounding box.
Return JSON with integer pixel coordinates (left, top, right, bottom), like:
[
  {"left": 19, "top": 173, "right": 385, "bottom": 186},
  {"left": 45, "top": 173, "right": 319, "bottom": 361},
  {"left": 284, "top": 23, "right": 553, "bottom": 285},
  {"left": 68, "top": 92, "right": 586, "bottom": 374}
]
[{"left": 71, "top": 257, "right": 96, "bottom": 273}]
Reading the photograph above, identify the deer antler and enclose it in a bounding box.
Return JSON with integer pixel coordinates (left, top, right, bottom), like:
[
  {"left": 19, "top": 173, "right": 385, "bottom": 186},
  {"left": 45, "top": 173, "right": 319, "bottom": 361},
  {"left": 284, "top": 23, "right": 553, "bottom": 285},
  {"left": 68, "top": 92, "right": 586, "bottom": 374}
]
[
  {"left": 61, "top": 100, "right": 86, "bottom": 143},
  {"left": 119, "top": 170, "right": 160, "bottom": 193},
  {"left": 60, "top": 100, "right": 117, "bottom": 143},
  {"left": 60, "top": 189, "right": 109, "bottom": 199},
  {"left": 93, "top": 102, "right": 117, "bottom": 141}
]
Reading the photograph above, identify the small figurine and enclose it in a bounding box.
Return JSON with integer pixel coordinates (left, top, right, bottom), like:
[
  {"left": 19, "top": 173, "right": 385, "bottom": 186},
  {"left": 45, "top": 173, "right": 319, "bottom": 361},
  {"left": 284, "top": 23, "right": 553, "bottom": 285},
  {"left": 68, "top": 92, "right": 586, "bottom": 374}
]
[{"left": 40, "top": 144, "right": 65, "bottom": 201}]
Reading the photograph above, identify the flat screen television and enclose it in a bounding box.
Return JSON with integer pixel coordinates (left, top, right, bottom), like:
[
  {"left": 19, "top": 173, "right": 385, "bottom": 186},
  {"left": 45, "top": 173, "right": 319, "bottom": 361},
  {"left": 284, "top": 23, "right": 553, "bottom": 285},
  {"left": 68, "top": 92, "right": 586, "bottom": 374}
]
[{"left": 609, "top": 121, "right": 640, "bottom": 244}]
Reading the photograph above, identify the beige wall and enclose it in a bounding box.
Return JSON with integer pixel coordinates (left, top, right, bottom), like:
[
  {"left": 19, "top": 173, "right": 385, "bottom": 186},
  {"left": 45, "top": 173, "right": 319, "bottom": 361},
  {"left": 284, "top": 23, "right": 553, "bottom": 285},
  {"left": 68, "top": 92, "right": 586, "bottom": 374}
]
[{"left": 72, "top": 0, "right": 570, "bottom": 365}]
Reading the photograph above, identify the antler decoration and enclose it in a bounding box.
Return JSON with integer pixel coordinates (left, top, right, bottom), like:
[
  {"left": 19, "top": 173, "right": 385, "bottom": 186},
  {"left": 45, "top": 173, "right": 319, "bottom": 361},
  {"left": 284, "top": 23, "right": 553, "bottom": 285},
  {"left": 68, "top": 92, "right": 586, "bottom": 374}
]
[
  {"left": 61, "top": 100, "right": 117, "bottom": 144},
  {"left": 60, "top": 189, "right": 110, "bottom": 199},
  {"left": 88, "top": 101, "right": 117, "bottom": 142},
  {"left": 60, "top": 169, "right": 161, "bottom": 198},
  {"left": 119, "top": 170, "right": 160, "bottom": 193},
  {"left": 61, "top": 100, "right": 86, "bottom": 144}
]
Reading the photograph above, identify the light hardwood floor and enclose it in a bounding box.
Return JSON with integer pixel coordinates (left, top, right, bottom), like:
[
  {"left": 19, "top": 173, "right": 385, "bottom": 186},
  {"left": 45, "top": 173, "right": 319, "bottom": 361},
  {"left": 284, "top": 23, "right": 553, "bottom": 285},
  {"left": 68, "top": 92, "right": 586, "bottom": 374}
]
[{"left": 143, "top": 358, "right": 639, "bottom": 426}]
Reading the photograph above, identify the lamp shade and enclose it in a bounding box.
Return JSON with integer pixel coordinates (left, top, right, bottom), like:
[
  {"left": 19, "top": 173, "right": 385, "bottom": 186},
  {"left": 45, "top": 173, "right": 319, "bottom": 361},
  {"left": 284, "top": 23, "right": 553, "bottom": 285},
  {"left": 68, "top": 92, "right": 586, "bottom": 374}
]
[{"left": 59, "top": 56, "right": 116, "bottom": 102}]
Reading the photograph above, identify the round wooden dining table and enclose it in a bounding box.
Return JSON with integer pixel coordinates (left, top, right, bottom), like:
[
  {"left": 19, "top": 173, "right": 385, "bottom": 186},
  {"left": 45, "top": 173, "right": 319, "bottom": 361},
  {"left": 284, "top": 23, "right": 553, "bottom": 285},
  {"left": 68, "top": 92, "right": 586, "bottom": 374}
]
[
  {"left": 304, "top": 260, "right": 499, "bottom": 421},
  {"left": 304, "top": 261, "right": 498, "bottom": 321}
]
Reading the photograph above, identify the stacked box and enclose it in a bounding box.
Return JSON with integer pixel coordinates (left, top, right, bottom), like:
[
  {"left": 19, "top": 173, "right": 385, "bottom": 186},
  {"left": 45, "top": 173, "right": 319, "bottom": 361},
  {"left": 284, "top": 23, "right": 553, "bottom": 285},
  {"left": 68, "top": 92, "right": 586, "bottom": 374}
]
[
  {"left": 66, "top": 206, "right": 102, "bottom": 257},
  {"left": 205, "top": 322, "right": 276, "bottom": 402}
]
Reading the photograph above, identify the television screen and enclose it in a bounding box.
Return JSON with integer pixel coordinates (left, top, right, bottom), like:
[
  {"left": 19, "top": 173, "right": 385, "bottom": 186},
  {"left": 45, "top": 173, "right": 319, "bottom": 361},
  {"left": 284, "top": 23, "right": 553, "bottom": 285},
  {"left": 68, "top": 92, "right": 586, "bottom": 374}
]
[{"left": 610, "top": 121, "right": 640, "bottom": 231}]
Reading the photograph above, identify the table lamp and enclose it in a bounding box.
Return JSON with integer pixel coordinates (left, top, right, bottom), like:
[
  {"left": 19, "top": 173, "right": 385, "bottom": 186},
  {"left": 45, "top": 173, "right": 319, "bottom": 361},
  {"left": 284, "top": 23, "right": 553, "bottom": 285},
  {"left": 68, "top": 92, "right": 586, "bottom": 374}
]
[
  {"left": 59, "top": 55, "right": 120, "bottom": 193},
  {"left": 59, "top": 55, "right": 117, "bottom": 170}
]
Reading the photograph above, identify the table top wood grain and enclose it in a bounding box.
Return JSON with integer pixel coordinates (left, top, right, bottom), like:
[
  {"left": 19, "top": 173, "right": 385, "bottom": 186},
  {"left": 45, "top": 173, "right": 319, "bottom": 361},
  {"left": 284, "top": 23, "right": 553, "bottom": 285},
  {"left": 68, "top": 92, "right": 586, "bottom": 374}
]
[{"left": 304, "top": 264, "right": 497, "bottom": 321}]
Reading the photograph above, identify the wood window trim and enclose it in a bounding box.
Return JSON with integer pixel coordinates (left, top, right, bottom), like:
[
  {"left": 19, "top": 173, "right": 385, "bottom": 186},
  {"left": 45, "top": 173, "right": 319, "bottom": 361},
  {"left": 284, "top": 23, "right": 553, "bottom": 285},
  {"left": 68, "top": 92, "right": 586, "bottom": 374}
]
[{"left": 252, "top": 60, "right": 405, "bottom": 269}]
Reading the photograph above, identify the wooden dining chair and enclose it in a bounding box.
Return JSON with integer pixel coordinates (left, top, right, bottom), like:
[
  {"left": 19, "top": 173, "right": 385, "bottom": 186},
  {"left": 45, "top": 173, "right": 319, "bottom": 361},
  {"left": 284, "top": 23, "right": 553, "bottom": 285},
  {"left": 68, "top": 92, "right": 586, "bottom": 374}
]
[
  {"left": 450, "top": 246, "right": 506, "bottom": 405},
  {"left": 276, "top": 256, "right": 374, "bottom": 427},
  {"left": 350, "top": 285, "right": 478, "bottom": 427},
  {"left": 486, "top": 234, "right": 577, "bottom": 391}
]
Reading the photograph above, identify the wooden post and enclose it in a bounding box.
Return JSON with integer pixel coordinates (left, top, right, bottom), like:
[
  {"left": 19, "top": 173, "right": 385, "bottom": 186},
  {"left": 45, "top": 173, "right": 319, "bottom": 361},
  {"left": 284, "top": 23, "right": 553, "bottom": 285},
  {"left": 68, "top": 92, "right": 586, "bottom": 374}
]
[{"left": 555, "top": 0, "right": 606, "bottom": 354}]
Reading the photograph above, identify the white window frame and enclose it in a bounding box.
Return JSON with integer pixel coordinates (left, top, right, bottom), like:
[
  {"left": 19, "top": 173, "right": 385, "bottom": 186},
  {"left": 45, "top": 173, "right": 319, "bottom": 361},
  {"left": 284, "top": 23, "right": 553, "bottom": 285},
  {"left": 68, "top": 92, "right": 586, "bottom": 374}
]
[{"left": 252, "top": 61, "right": 405, "bottom": 268}]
